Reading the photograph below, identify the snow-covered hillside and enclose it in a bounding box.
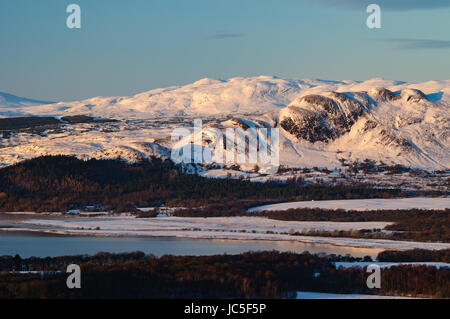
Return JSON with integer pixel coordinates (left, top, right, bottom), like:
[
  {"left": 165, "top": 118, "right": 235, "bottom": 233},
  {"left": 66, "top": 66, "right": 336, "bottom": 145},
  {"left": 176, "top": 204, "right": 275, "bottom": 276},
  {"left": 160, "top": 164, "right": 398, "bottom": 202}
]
[
  {"left": 276, "top": 85, "right": 450, "bottom": 169},
  {"left": 1, "top": 76, "right": 343, "bottom": 118},
  {"left": 171, "top": 80, "right": 449, "bottom": 170},
  {"left": 1, "top": 76, "right": 449, "bottom": 119},
  {"left": 0, "top": 92, "right": 53, "bottom": 117},
  {"left": 0, "top": 76, "right": 449, "bottom": 172}
]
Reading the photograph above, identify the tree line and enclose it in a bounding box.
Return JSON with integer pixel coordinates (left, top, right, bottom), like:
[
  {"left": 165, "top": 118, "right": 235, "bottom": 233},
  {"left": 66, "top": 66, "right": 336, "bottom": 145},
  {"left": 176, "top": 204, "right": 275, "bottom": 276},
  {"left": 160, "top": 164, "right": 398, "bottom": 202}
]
[
  {"left": 377, "top": 249, "right": 450, "bottom": 263},
  {"left": 0, "top": 155, "right": 407, "bottom": 213},
  {"left": 0, "top": 251, "right": 448, "bottom": 299}
]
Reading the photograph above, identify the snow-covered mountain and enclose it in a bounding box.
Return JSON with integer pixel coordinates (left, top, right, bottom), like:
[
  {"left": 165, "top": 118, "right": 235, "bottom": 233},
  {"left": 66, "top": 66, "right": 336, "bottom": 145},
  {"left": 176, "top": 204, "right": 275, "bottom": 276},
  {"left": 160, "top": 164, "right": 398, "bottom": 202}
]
[
  {"left": 0, "top": 76, "right": 358, "bottom": 119},
  {"left": 0, "top": 76, "right": 449, "bottom": 171},
  {"left": 0, "top": 92, "right": 53, "bottom": 117},
  {"left": 1, "top": 76, "right": 449, "bottom": 119},
  {"left": 255, "top": 86, "right": 449, "bottom": 170}
]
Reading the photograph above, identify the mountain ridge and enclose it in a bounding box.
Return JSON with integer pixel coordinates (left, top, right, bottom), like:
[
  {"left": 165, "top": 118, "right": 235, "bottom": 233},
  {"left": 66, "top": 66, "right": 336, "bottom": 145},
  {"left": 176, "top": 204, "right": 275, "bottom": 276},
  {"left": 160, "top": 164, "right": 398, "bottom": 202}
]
[
  {"left": 0, "top": 76, "right": 449, "bottom": 171},
  {"left": 5, "top": 76, "right": 448, "bottom": 119}
]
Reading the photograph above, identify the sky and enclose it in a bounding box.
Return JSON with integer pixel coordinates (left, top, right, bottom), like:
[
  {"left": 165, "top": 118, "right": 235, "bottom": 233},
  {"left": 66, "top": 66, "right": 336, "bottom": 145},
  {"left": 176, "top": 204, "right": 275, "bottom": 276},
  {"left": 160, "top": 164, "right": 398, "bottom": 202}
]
[{"left": 1, "top": 0, "right": 450, "bottom": 101}]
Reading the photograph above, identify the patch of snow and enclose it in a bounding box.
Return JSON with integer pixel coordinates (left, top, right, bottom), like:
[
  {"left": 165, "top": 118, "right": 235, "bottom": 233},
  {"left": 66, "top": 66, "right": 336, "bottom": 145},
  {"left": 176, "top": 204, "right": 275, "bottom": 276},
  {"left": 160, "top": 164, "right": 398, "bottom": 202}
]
[
  {"left": 249, "top": 197, "right": 450, "bottom": 212},
  {"left": 334, "top": 262, "right": 450, "bottom": 269},
  {"left": 296, "top": 291, "right": 418, "bottom": 299}
]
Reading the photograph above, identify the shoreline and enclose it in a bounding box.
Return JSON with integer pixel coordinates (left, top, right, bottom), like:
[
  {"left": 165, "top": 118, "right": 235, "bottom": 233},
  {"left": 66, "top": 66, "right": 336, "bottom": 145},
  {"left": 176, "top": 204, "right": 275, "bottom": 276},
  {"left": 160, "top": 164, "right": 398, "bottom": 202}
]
[{"left": 2, "top": 224, "right": 449, "bottom": 252}]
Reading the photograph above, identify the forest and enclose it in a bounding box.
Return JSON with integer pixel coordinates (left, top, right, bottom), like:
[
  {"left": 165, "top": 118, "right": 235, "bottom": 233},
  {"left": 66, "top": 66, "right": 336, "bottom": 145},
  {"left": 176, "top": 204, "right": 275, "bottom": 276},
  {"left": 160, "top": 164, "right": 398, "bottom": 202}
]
[
  {"left": 0, "top": 116, "right": 116, "bottom": 131},
  {"left": 0, "top": 251, "right": 448, "bottom": 299},
  {"left": 0, "top": 116, "right": 60, "bottom": 130},
  {"left": 0, "top": 155, "right": 407, "bottom": 213},
  {"left": 377, "top": 249, "right": 450, "bottom": 263}
]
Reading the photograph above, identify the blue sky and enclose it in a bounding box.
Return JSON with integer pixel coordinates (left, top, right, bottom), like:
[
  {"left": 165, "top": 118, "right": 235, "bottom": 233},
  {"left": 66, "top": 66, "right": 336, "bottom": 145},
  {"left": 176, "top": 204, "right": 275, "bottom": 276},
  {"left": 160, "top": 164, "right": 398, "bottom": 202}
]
[{"left": 1, "top": 0, "right": 449, "bottom": 101}]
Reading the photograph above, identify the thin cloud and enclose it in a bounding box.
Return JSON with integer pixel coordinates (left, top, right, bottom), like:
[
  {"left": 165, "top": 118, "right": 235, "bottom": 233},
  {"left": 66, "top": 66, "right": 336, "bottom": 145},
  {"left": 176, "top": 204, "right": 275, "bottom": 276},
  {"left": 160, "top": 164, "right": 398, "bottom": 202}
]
[
  {"left": 206, "top": 32, "right": 246, "bottom": 40},
  {"left": 314, "top": 0, "right": 450, "bottom": 11},
  {"left": 385, "top": 38, "right": 450, "bottom": 50}
]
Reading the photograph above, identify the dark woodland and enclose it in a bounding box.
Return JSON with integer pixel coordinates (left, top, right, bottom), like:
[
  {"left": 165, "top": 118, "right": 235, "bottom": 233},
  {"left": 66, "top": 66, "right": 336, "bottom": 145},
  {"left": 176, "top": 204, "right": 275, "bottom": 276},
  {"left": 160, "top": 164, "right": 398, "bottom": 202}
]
[
  {"left": 0, "top": 155, "right": 408, "bottom": 213},
  {"left": 0, "top": 251, "right": 448, "bottom": 299}
]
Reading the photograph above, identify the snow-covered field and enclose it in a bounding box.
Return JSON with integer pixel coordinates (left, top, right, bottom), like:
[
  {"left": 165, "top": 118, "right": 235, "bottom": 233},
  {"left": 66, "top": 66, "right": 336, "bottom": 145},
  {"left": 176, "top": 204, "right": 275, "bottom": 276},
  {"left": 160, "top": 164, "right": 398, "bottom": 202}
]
[
  {"left": 21, "top": 216, "right": 392, "bottom": 234},
  {"left": 334, "top": 262, "right": 450, "bottom": 269},
  {"left": 249, "top": 197, "right": 450, "bottom": 212},
  {"left": 296, "top": 292, "right": 418, "bottom": 299},
  {"left": 11, "top": 215, "right": 450, "bottom": 251}
]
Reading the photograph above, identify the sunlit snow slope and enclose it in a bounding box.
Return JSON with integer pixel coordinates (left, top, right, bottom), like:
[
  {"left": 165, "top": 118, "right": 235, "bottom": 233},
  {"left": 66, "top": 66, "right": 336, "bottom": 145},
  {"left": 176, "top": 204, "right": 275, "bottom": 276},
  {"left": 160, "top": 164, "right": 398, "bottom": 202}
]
[{"left": 0, "top": 76, "right": 449, "bottom": 170}]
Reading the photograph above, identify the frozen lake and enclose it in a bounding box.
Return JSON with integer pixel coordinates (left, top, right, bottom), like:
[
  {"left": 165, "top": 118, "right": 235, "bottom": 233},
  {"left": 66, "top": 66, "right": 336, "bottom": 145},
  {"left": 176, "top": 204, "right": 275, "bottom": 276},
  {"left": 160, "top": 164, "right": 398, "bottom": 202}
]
[
  {"left": 0, "top": 230, "right": 383, "bottom": 258},
  {"left": 2, "top": 211, "right": 449, "bottom": 255}
]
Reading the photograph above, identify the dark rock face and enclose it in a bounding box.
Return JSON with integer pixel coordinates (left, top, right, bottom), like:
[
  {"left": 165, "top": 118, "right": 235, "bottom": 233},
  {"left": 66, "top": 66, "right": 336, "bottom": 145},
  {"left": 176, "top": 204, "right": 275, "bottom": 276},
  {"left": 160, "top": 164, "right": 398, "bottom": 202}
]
[
  {"left": 379, "top": 129, "right": 414, "bottom": 152},
  {"left": 301, "top": 95, "right": 338, "bottom": 114},
  {"left": 280, "top": 114, "right": 333, "bottom": 143},
  {"left": 280, "top": 92, "right": 366, "bottom": 143},
  {"left": 370, "top": 88, "right": 401, "bottom": 102},
  {"left": 229, "top": 118, "right": 251, "bottom": 130},
  {"left": 362, "top": 120, "right": 378, "bottom": 132},
  {"left": 401, "top": 89, "right": 428, "bottom": 103}
]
